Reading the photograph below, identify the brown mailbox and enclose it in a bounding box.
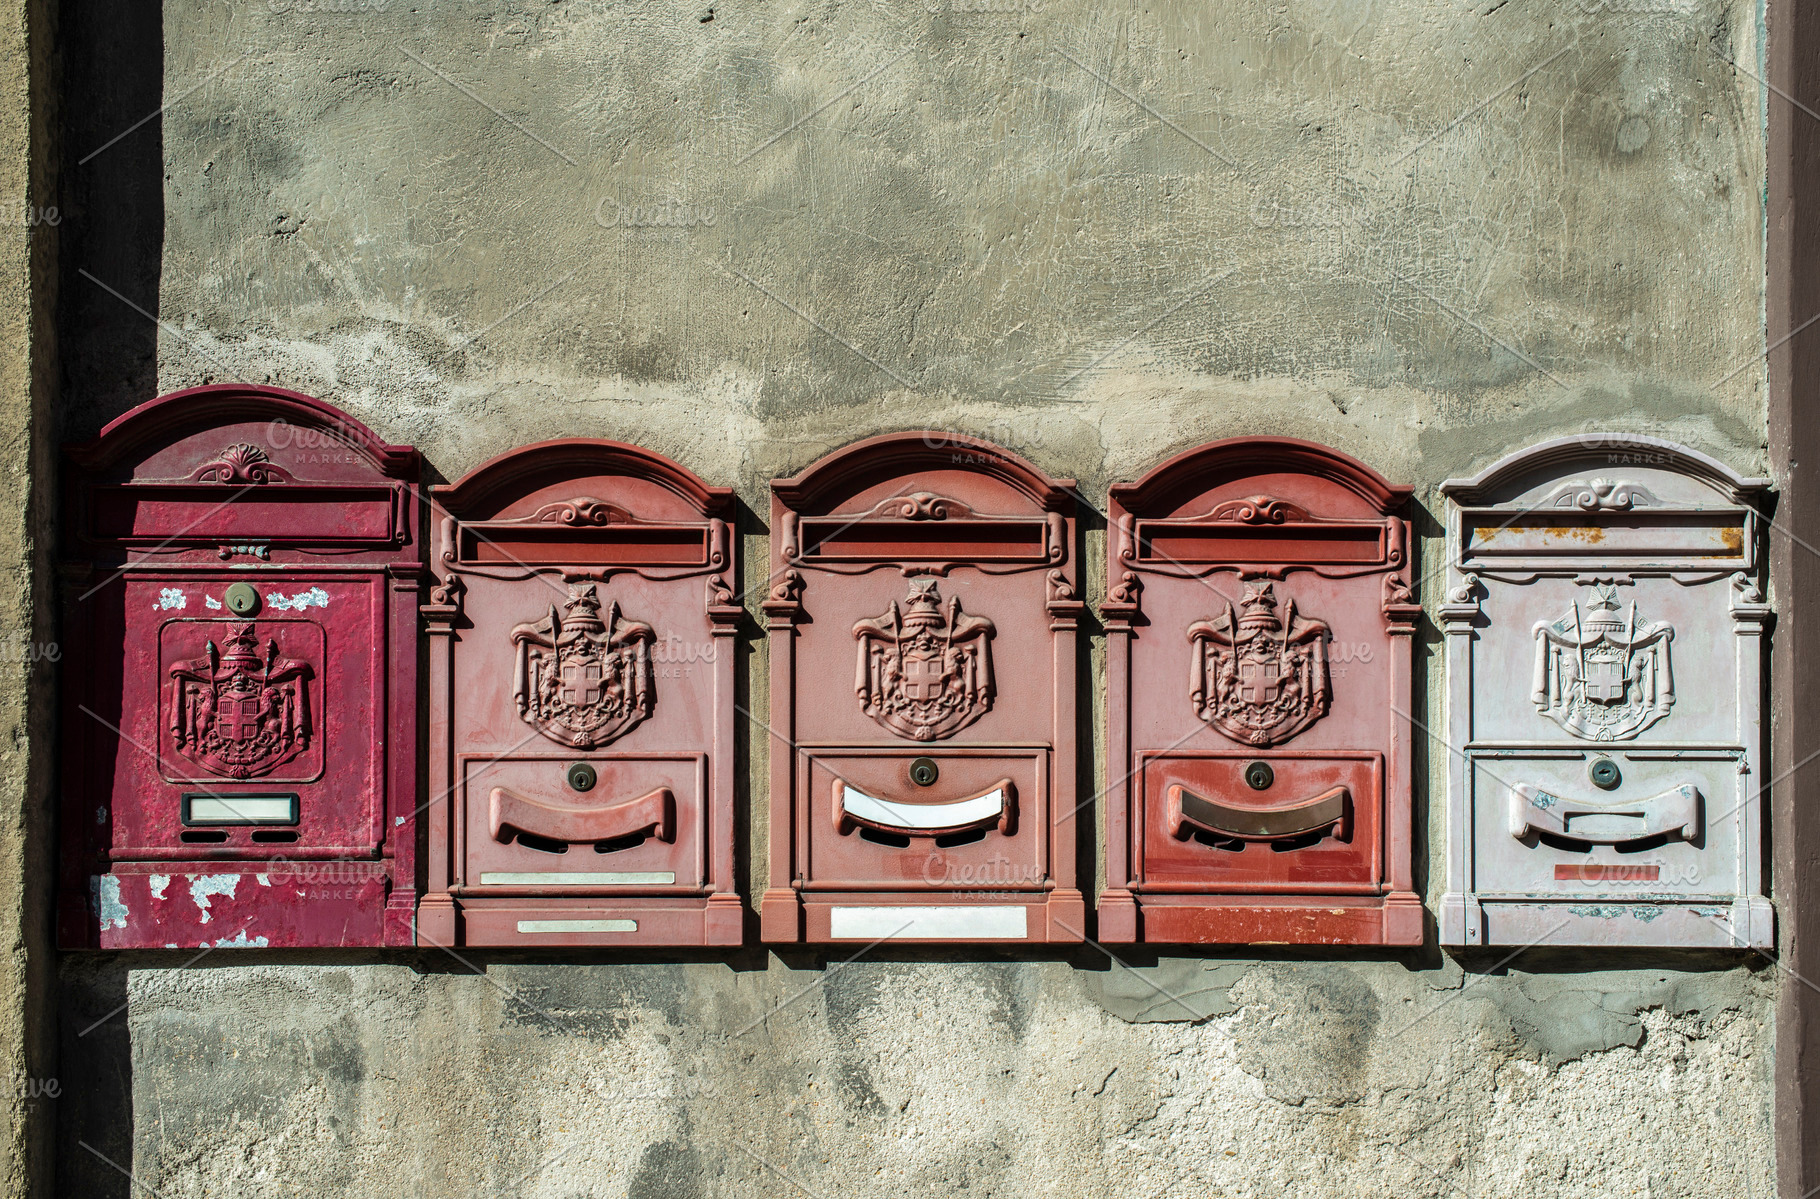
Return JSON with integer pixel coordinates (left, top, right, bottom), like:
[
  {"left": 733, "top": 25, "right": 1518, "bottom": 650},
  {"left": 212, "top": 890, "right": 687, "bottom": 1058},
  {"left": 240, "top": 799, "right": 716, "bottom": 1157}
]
[
  {"left": 760, "top": 433, "right": 1084, "bottom": 944},
  {"left": 418, "top": 440, "right": 741, "bottom": 946},
  {"left": 59, "top": 385, "right": 423, "bottom": 948},
  {"left": 1100, "top": 438, "right": 1422, "bottom": 945}
]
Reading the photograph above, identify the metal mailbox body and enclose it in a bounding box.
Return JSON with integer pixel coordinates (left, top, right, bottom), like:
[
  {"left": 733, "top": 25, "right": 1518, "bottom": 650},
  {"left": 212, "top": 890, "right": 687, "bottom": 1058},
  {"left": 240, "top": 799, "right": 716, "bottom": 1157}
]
[
  {"left": 760, "top": 433, "right": 1084, "bottom": 944},
  {"left": 418, "top": 440, "right": 741, "bottom": 947},
  {"left": 1100, "top": 439, "right": 1423, "bottom": 945},
  {"left": 59, "top": 385, "right": 422, "bottom": 949},
  {"left": 1439, "top": 436, "right": 1772, "bottom": 948}
]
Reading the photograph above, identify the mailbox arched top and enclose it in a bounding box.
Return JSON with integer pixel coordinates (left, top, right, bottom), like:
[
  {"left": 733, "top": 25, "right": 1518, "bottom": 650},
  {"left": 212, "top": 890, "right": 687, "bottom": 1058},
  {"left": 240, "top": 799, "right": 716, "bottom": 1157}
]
[
  {"left": 1440, "top": 434, "right": 1772, "bottom": 506},
  {"left": 434, "top": 438, "right": 734, "bottom": 521},
  {"left": 773, "top": 431, "right": 1076, "bottom": 514},
  {"left": 68, "top": 384, "right": 418, "bottom": 481},
  {"left": 1110, "top": 436, "right": 1411, "bottom": 518}
]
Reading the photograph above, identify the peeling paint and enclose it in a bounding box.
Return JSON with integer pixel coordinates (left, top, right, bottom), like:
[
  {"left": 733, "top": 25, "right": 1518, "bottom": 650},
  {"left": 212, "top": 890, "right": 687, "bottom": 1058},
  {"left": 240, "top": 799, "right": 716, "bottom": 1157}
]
[
  {"left": 209, "top": 929, "right": 270, "bottom": 948},
  {"left": 148, "top": 875, "right": 170, "bottom": 900},
  {"left": 187, "top": 874, "right": 240, "bottom": 923},
  {"left": 91, "top": 876, "right": 127, "bottom": 930},
  {"left": 266, "top": 586, "right": 329, "bottom": 611},
  {"left": 156, "top": 587, "right": 186, "bottom": 610}
]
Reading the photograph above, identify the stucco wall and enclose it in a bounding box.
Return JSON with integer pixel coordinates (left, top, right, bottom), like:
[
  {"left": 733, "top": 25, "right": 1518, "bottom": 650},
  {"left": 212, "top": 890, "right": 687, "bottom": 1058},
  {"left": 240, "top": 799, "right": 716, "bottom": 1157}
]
[{"left": 51, "top": 1, "right": 1778, "bottom": 1196}]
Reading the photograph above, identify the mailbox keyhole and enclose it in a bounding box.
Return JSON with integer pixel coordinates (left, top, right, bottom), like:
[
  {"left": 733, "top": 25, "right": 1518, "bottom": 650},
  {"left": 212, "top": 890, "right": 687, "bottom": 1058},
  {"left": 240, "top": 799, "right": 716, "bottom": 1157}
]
[
  {"left": 1244, "top": 761, "right": 1275, "bottom": 791},
  {"left": 223, "top": 582, "right": 261, "bottom": 617},
  {"left": 910, "top": 758, "right": 939, "bottom": 788},
  {"left": 1589, "top": 758, "right": 1621, "bottom": 790},
  {"left": 566, "top": 762, "right": 597, "bottom": 793}
]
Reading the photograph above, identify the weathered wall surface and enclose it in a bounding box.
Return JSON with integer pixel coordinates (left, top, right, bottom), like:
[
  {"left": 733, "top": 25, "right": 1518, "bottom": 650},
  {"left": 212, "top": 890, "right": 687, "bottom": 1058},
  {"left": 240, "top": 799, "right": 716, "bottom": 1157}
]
[
  {"left": 0, "top": 0, "right": 54, "bottom": 1193},
  {"left": 51, "top": 0, "right": 1779, "bottom": 1196}
]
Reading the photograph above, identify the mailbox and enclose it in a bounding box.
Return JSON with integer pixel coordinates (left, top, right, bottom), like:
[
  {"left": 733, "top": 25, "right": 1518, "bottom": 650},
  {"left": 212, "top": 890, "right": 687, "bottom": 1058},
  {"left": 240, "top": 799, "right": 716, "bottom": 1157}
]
[
  {"left": 59, "top": 385, "right": 423, "bottom": 948},
  {"left": 417, "top": 440, "right": 741, "bottom": 946},
  {"left": 760, "top": 433, "right": 1084, "bottom": 944},
  {"left": 1099, "top": 439, "right": 1422, "bottom": 945},
  {"left": 1438, "top": 436, "right": 1772, "bottom": 948}
]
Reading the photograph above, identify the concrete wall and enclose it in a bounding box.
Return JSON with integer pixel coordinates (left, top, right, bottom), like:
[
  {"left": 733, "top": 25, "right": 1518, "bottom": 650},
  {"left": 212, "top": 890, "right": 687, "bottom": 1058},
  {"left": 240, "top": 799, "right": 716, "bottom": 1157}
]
[
  {"left": 49, "top": 1, "right": 1783, "bottom": 1196},
  {"left": 0, "top": 0, "right": 56, "bottom": 1193}
]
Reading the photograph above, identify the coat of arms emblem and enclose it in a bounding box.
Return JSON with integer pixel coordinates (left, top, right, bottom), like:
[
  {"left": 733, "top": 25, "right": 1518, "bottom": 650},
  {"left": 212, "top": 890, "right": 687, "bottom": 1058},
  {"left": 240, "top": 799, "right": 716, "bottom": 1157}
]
[
  {"left": 1188, "top": 582, "right": 1331, "bottom": 746},
  {"left": 1531, "top": 583, "right": 1674, "bottom": 741},
  {"left": 168, "top": 623, "right": 314, "bottom": 778},
  {"left": 853, "top": 578, "right": 995, "bottom": 741},
  {"left": 511, "top": 583, "right": 656, "bottom": 748}
]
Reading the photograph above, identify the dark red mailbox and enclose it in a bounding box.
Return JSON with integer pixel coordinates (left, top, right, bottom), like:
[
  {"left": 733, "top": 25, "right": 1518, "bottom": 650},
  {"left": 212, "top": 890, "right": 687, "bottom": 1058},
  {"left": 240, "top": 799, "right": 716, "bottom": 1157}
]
[
  {"left": 1100, "top": 439, "right": 1422, "bottom": 945},
  {"left": 59, "top": 385, "right": 423, "bottom": 948},
  {"left": 760, "top": 433, "right": 1084, "bottom": 944},
  {"left": 418, "top": 440, "right": 741, "bottom": 946}
]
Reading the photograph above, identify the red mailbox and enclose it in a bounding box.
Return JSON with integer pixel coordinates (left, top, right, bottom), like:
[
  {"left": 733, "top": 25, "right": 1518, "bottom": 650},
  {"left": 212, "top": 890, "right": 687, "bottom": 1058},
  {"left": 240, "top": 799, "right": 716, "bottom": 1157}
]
[
  {"left": 1100, "top": 439, "right": 1422, "bottom": 945},
  {"left": 417, "top": 440, "right": 741, "bottom": 946},
  {"left": 760, "top": 433, "right": 1084, "bottom": 944},
  {"left": 59, "top": 385, "right": 423, "bottom": 948}
]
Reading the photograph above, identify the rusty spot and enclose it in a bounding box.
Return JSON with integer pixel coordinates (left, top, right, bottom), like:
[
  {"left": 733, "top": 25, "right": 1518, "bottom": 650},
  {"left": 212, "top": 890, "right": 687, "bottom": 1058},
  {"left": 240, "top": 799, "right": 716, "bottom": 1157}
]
[{"left": 1477, "top": 523, "right": 1606, "bottom": 544}]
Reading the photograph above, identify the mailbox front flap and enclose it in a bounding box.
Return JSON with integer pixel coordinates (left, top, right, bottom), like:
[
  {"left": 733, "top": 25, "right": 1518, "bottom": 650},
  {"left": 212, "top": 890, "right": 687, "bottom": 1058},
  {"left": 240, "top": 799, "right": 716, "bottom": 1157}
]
[{"left": 66, "top": 384, "right": 419, "bottom": 561}]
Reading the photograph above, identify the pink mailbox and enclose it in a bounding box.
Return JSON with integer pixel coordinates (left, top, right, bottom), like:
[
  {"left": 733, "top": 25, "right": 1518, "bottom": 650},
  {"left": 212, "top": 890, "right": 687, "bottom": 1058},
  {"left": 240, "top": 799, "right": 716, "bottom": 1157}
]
[
  {"left": 1099, "top": 438, "right": 1423, "bottom": 945},
  {"left": 760, "top": 433, "right": 1085, "bottom": 944},
  {"left": 59, "top": 385, "right": 422, "bottom": 948},
  {"left": 417, "top": 440, "right": 742, "bottom": 947}
]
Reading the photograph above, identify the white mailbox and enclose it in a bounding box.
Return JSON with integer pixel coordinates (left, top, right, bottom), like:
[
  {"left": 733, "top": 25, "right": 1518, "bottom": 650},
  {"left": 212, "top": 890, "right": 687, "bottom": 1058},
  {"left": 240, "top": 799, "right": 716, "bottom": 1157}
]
[{"left": 1439, "top": 436, "right": 1772, "bottom": 948}]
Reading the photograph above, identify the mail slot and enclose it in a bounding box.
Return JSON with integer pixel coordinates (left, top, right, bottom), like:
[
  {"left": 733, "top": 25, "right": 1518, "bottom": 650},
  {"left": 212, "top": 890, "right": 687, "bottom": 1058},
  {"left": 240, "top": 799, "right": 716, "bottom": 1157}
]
[
  {"left": 1100, "top": 439, "right": 1422, "bottom": 945},
  {"left": 418, "top": 439, "right": 741, "bottom": 946},
  {"left": 761, "top": 433, "right": 1084, "bottom": 944},
  {"left": 58, "top": 385, "right": 423, "bottom": 948},
  {"left": 1439, "top": 436, "right": 1772, "bottom": 948}
]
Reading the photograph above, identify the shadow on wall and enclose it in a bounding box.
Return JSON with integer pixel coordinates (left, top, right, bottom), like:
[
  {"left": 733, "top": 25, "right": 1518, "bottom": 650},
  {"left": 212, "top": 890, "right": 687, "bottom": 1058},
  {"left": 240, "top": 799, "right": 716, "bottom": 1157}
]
[
  {"left": 55, "top": 3, "right": 165, "bottom": 1193},
  {"left": 60, "top": 0, "right": 164, "bottom": 438},
  {"left": 57, "top": 960, "right": 132, "bottom": 1199}
]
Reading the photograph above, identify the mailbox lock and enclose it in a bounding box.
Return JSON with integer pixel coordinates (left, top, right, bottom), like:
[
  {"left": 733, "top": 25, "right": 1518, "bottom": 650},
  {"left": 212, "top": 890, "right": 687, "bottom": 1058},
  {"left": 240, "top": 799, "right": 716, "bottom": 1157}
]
[
  {"left": 1244, "top": 761, "right": 1275, "bottom": 791},
  {"left": 223, "top": 582, "right": 261, "bottom": 617},
  {"left": 1589, "top": 758, "right": 1621, "bottom": 791},
  {"left": 566, "top": 762, "right": 598, "bottom": 793},
  {"left": 909, "top": 758, "right": 940, "bottom": 788}
]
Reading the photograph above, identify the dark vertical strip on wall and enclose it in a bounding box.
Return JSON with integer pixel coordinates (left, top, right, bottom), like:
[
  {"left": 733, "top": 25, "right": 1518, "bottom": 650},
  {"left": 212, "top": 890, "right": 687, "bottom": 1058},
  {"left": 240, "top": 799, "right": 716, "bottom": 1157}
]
[{"left": 1767, "top": 3, "right": 1820, "bottom": 1196}]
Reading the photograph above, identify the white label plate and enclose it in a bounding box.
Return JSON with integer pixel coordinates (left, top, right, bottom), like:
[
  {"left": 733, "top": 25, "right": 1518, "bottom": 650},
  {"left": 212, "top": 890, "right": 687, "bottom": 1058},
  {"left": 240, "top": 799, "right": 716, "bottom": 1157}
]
[
  {"left": 481, "top": 872, "right": 676, "bottom": 886},
  {"left": 515, "top": 919, "right": 637, "bottom": 934},
  {"left": 829, "top": 905, "right": 1029, "bottom": 940}
]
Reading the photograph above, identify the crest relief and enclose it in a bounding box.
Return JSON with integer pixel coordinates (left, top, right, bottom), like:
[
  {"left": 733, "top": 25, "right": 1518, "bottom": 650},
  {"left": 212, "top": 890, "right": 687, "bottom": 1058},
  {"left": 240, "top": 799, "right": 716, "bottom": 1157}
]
[
  {"left": 853, "top": 577, "right": 995, "bottom": 742},
  {"left": 1531, "top": 583, "right": 1674, "bottom": 741},
  {"left": 511, "top": 583, "right": 656, "bottom": 748},
  {"left": 169, "top": 623, "right": 314, "bottom": 779},
  {"left": 1188, "top": 582, "right": 1331, "bottom": 746}
]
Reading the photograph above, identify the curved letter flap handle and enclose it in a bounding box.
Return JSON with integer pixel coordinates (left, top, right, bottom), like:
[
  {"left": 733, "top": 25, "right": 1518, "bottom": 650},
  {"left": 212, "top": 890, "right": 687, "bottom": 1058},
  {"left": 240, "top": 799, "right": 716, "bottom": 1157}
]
[
  {"left": 1166, "top": 783, "right": 1348, "bottom": 842},
  {"left": 1508, "top": 782, "right": 1700, "bottom": 847},
  {"left": 490, "top": 785, "right": 675, "bottom": 847},
  {"left": 833, "top": 778, "right": 1016, "bottom": 838}
]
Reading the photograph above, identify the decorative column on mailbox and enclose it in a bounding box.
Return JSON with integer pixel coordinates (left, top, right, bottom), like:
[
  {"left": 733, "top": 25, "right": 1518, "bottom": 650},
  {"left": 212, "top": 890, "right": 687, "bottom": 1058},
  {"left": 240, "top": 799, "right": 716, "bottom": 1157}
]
[
  {"left": 59, "top": 385, "right": 423, "bottom": 948},
  {"left": 1099, "top": 439, "right": 1423, "bottom": 945},
  {"left": 760, "top": 433, "right": 1085, "bottom": 944},
  {"left": 418, "top": 440, "right": 742, "bottom": 946},
  {"left": 1438, "top": 437, "right": 1772, "bottom": 948}
]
